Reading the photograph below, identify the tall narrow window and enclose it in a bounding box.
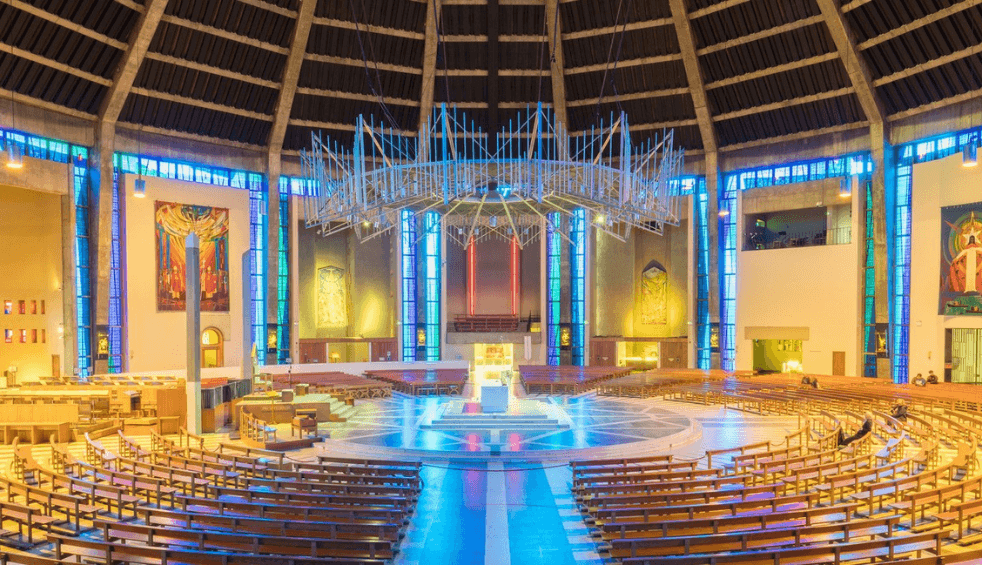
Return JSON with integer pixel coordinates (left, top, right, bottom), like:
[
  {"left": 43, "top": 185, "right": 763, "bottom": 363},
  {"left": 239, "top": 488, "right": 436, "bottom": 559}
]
[
  {"left": 546, "top": 212, "right": 561, "bottom": 366},
  {"left": 423, "top": 211, "right": 441, "bottom": 361},
  {"left": 570, "top": 209, "right": 586, "bottom": 366},
  {"left": 400, "top": 210, "right": 417, "bottom": 362}
]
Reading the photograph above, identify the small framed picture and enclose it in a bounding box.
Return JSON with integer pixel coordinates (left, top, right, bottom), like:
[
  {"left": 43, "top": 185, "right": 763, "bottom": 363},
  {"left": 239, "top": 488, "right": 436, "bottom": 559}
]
[
  {"left": 30, "top": 300, "right": 37, "bottom": 314},
  {"left": 18, "top": 301, "right": 25, "bottom": 315},
  {"left": 4, "top": 329, "right": 11, "bottom": 343},
  {"left": 19, "top": 329, "right": 27, "bottom": 343}
]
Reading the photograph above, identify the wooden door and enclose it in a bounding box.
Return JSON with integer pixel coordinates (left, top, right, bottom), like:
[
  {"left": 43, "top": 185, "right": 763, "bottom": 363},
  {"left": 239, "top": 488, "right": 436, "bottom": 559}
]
[
  {"left": 591, "top": 340, "right": 617, "bottom": 366},
  {"left": 51, "top": 355, "right": 60, "bottom": 378},
  {"left": 660, "top": 342, "right": 686, "bottom": 368},
  {"left": 832, "top": 351, "right": 845, "bottom": 376}
]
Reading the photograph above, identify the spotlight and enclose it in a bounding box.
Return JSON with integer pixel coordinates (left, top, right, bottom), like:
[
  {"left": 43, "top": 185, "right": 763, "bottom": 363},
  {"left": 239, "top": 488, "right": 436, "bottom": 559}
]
[
  {"left": 594, "top": 214, "right": 605, "bottom": 224},
  {"left": 963, "top": 142, "right": 978, "bottom": 168},
  {"left": 133, "top": 178, "right": 146, "bottom": 198},
  {"left": 6, "top": 142, "right": 23, "bottom": 169},
  {"left": 718, "top": 209, "right": 729, "bottom": 217}
]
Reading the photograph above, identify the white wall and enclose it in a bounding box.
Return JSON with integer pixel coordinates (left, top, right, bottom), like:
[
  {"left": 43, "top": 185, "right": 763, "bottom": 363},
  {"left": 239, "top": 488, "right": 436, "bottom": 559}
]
[
  {"left": 123, "top": 175, "right": 251, "bottom": 372},
  {"left": 735, "top": 185, "right": 861, "bottom": 376},
  {"left": 909, "top": 154, "right": 982, "bottom": 375}
]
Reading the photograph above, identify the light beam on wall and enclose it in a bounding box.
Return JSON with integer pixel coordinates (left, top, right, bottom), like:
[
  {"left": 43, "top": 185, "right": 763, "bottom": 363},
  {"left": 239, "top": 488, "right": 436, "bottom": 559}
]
[
  {"left": 6, "top": 142, "right": 23, "bottom": 169},
  {"left": 963, "top": 141, "right": 978, "bottom": 167}
]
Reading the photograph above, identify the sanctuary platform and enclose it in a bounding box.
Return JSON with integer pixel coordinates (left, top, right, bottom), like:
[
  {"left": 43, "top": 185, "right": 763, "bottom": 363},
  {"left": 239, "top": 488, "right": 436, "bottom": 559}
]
[{"left": 316, "top": 393, "right": 699, "bottom": 461}]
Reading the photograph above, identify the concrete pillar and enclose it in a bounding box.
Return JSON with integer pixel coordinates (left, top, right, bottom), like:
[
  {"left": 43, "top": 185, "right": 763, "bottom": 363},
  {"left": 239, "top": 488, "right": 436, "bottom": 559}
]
[
  {"left": 290, "top": 197, "right": 301, "bottom": 364},
  {"left": 686, "top": 193, "right": 696, "bottom": 368},
  {"left": 870, "top": 123, "right": 893, "bottom": 379},
  {"left": 241, "top": 251, "right": 253, "bottom": 381},
  {"left": 61, "top": 185, "right": 78, "bottom": 378},
  {"left": 266, "top": 153, "right": 281, "bottom": 362},
  {"left": 185, "top": 233, "right": 202, "bottom": 435},
  {"left": 705, "top": 151, "right": 722, "bottom": 370}
]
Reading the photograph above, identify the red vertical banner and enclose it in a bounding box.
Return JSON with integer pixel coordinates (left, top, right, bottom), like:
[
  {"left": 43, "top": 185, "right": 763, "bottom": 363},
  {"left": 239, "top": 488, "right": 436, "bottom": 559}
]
[
  {"left": 510, "top": 237, "right": 520, "bottom": 316},
  {"left": 467, "top": 237, "right": 476, "bottom": 316}
]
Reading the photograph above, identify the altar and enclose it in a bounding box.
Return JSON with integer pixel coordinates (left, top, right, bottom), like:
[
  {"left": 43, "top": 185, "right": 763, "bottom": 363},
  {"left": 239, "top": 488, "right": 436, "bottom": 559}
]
[{"left": 480, "top": 384, "right": 509, "bottom": 413}]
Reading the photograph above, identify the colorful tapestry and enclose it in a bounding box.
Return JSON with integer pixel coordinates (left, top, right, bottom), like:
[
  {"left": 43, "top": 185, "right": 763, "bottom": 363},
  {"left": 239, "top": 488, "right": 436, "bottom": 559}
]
[
  {"left": 940, "top": 202, "right": 982, "bottom": 315},
  {"left": 155, "top": 201, "right": 230, "bottom": 312}
]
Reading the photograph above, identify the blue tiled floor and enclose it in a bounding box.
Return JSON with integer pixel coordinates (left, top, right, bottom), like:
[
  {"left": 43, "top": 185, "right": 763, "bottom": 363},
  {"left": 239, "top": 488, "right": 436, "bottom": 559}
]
[{"left": 396, "top": 462, "right": 588, "bottom": 565}]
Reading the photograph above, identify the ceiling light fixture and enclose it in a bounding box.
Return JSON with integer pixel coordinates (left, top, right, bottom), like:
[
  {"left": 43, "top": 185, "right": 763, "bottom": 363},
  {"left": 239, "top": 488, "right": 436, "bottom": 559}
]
[{"left": 301, "top": 104, "right": 684, "bottom": 248}]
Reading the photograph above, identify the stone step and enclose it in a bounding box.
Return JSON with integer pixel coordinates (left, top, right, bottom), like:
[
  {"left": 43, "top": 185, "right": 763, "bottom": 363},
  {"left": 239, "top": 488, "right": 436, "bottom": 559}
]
[
  {"left": 422, "top": 422, "right": 567, "bottom": 430},
  {"left": 438, "top": 413, "right": 552, "bottom": 421},
  {"left": 434, "top": 416, "right": 559, "bottom": 425}
]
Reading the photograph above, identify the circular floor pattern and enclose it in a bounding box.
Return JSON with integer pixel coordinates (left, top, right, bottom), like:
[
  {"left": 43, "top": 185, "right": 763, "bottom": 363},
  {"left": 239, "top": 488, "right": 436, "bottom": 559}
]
[{"left": 317, "top": 395, "right": 701, "bottom": 461}]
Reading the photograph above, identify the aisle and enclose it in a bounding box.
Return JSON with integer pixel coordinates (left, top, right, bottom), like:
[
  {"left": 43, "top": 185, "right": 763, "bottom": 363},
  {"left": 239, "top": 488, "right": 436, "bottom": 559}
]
[{"left": 395, "top": 460, "right": 600, "bottom": 565}]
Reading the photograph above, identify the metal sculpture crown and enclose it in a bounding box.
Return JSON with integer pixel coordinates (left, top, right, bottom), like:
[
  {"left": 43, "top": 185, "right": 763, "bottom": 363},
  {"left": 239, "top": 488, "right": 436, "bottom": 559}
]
[{"left": 301, "top": 103, "right": 684, "bottom": 248}]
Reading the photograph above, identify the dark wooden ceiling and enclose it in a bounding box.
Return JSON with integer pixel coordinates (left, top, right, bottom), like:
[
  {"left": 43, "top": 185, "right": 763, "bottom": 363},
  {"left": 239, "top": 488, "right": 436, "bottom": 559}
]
[{"left": 0, "top": 0, "right": 979, "bottom": 153}]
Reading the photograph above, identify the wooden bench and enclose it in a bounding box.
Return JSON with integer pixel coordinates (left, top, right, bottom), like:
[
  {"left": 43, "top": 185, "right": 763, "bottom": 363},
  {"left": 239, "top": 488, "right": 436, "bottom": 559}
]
[
  {"left": 0, "top": 475, "right": 99, "bottom": 532},
  {"left": 599, "top": 502, "right": 863, "bottom": 540},
  {"left": 0, "top": 499, "right": 59, "bottom": 547},
  {"left": 95, "top": 519, "right": 395, "bottom": 560},
  {"left": 136, "top": 506, "right": 402, "bottom": 542},
  {"left": 48, "top": 533, "right": 387, "bottom": 565},
  {"left": 619, "top": 529, "right": 950, "bottom": 565},
  {"left": 609, "top": 515, "right": 902, "bottom": 559}
]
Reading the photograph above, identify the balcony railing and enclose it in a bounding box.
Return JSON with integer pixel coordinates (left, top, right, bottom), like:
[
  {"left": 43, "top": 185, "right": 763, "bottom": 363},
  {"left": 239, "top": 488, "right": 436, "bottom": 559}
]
[{"left": 744, "top": 226, "right": 851, "bottom": 251}]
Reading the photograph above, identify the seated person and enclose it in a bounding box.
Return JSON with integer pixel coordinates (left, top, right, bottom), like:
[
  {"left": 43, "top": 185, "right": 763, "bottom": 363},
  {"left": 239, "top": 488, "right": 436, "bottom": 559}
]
[
  {"left": 838, "top": 412, "right": 874, "bottom": 447},
  {"left": 927, "top": 370, "right": 939, "bottom": 384},
  {"left": 890, "top": 401, "right": 908, "bottom": 421},
  {"left": 912, "top": 373, "right": 927, "bottom": 387}
]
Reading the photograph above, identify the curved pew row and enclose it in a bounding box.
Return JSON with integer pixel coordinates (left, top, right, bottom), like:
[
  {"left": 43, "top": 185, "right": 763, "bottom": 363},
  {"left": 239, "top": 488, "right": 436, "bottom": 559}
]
[
  {"left": 0, "top": 431, "right": 423, "bottom": 564},
  {"left": 577, "top": 376, "right": 982, "bottom": 565}
]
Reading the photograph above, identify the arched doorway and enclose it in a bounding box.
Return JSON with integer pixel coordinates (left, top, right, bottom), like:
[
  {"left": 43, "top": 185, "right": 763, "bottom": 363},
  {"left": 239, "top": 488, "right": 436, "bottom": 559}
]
[{"left": 201, "top": 327, "right": 224, "bottom": 368}]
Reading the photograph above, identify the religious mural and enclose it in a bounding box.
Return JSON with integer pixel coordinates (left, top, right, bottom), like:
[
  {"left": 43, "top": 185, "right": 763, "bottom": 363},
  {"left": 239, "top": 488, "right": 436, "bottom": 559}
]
[
  {"left": 639, "top": 261, "right": 668, "bottom": 325},
  {"left": 940, "top": 203, "right": 982, "bottom": 315},
  {"left": 317, "top": 266, "right": 348, "bottom": 328},
  {"left": 155, "top": 201, "right": 230, "bottom": 312}
]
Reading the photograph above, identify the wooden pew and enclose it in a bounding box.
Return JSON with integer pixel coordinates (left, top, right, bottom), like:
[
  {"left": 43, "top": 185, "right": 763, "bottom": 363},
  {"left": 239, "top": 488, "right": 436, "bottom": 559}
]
[
  {"left": 618, "top": 529, "right": 950, "bottom": 565},
  {"left": 48, "top": 533, "right": 386, "bottom": 565},
  {"left": 609, "top": 515, "right": 902, "bottom": 559},
  {"left": 94, "top": 519, "right": 395, "bottom": 560},
  {"left": 599, "top": 502, "right": 862, "bottom": 540},
  {"left": 136, "top": 506, "right": 402, "bottom": 542}
]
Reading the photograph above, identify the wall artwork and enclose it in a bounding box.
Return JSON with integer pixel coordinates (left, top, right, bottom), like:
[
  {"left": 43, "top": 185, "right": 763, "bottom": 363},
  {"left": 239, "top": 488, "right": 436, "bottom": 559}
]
[
  {"left": 155, "top": 201, "right": 230, "bottom": 312},
  {"left": 639, "top": 261, "right": 668, "bottom": 325},
  {"left": 317, "top": 266, "right": 348, "bottom": 328},
  {"left": 940, "top": 203, "right": 982, "bottom": 315}
]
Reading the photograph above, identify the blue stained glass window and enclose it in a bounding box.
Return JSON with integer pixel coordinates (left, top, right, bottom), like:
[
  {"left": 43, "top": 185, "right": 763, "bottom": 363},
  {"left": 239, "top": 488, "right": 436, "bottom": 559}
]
[
  {"left": 249, "top": 173, "right": 267, "bottom": 366},
  {"left": 107, "top": 166, "right": 123, "bottom": 373},
  {"left": 862, "top": 179, "right": 877, "bottom": 378},
  {"left": 546, "top": 212, "right": 561, "bottom": 366},
  {"left": 694, "top": 178, "right": 711, "bottom": 370},
  {"left": 400, "top": 210, "right": 417, "bottom": 362},
  {"left": 423, "top": 211, "right": 441, "bottom": 361},
  {"left": 277, "top": 178, "right": 292, "bottom": 364},
  {"left": 73, "top": 146, "right": 92, "bottom": 377},
  {"left": 570, "top": 208, "right": 586, "bottom": 366}
]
